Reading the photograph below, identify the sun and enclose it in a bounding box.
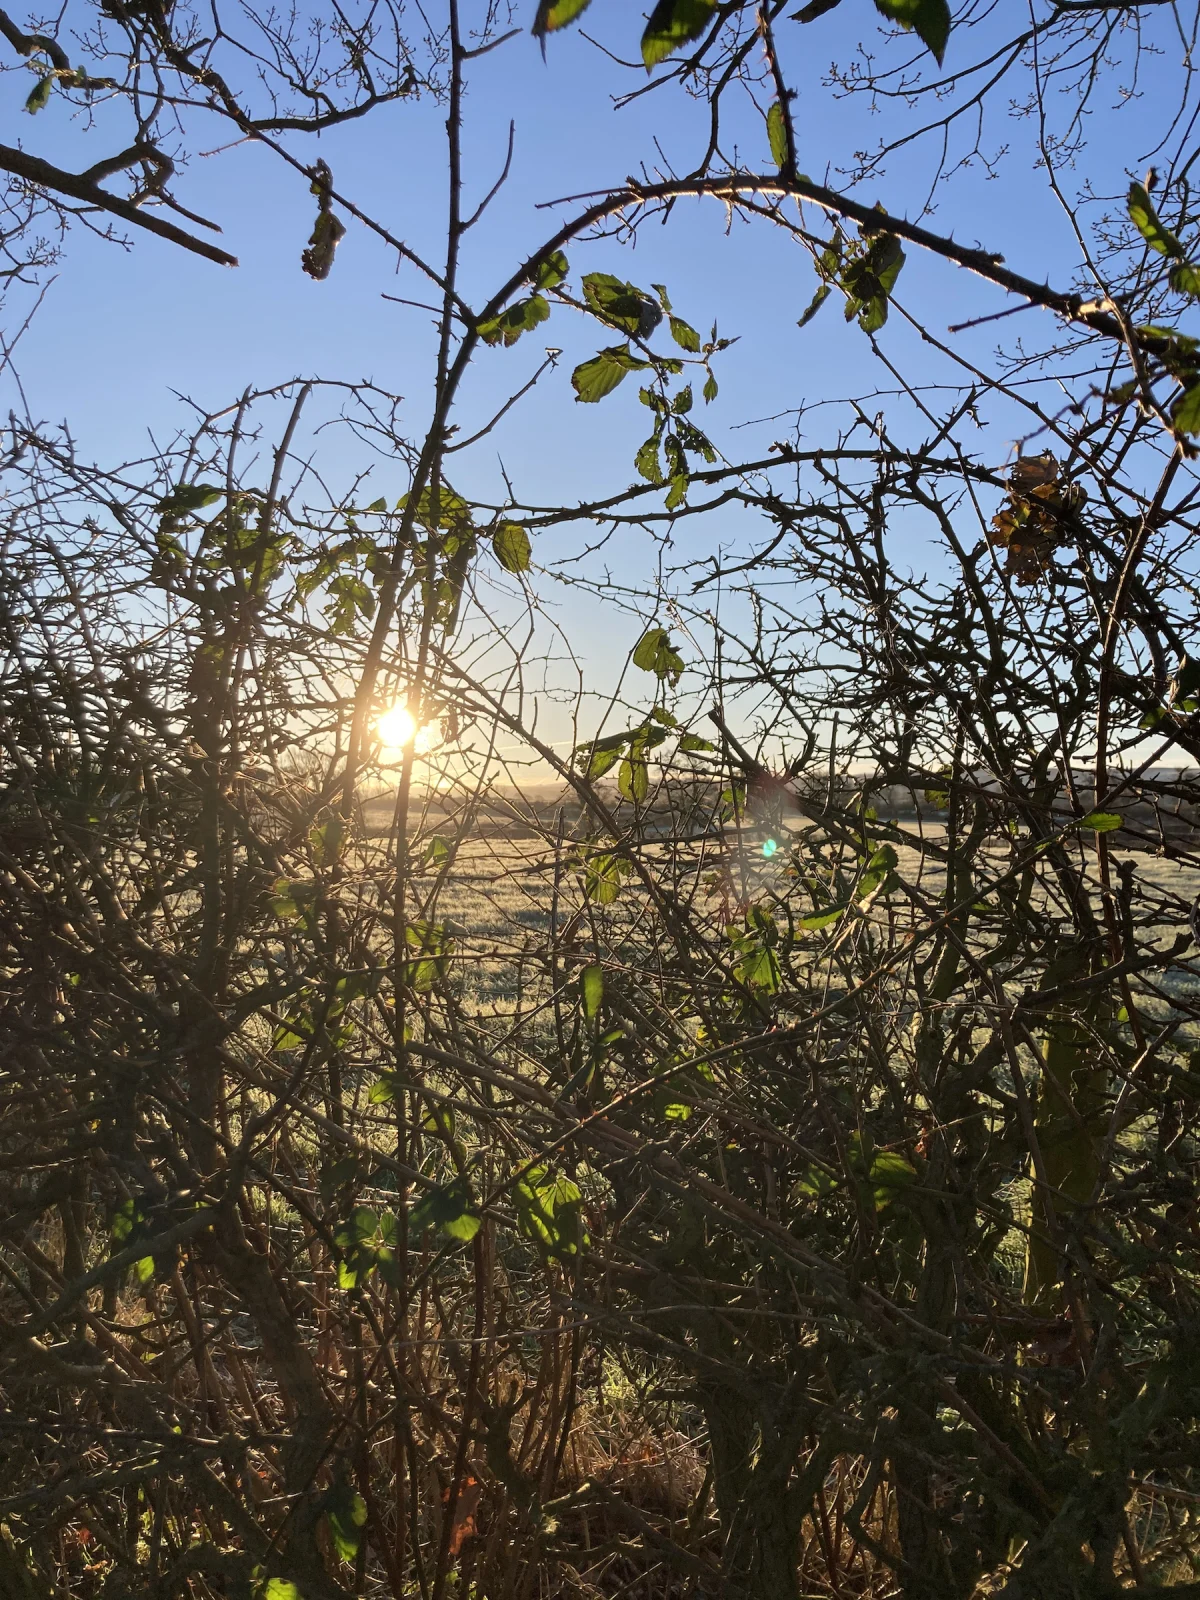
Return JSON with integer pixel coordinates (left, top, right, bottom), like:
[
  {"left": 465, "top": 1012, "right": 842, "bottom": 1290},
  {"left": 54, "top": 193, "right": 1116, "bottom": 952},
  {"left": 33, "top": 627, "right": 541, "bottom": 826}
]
[{"left": 376, "top": 703, "right": 417, "bottom": 750}]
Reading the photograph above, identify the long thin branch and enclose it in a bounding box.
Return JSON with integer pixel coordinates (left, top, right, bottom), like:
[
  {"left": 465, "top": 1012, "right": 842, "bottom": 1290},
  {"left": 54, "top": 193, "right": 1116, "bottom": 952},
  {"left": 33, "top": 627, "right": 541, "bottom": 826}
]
[{"left": 0, "top": 143, "right": 237, "bottom": 267}]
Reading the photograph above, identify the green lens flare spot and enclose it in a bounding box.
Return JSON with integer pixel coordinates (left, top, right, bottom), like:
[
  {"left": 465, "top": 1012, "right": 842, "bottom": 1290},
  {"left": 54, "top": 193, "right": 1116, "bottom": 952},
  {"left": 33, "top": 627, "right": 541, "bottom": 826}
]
[{"left": 762, "top": 837, "right": 779, "bottom": 858}]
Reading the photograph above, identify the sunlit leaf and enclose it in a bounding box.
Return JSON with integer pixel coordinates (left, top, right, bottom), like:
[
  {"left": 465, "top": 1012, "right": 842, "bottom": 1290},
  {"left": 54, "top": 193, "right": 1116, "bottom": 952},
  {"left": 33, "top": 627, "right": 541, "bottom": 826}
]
[
  {"left": 514, "top": 1166, "right": 587, "bottom": 1262},
  {"left": 669, "top": 315, "right": 700, "bottom": 352},
  {"left": 793, "top": 1163, "right": 838, "bottom": 1199},
  {"left": 1128, "top": 181, "right": 1183, "bottom": 258},
  {"left": 635, "top": 434, "right": 665, "bottom": 483},
  {"left": 369, "top": 1073, "right": 398, "bottom": 1105},
  {"left": 1175, "top": 380, "right": 1200, "bottom": 435},
  {"left": 584, "top": 852, "right": 629, "bottom": 904},
  {"left": 477, "top": 294, "right": 550, "bottom": 348},
  {"left": 618, "top": 754, "right": 649, "bottom": 804},
  {"left": 25, "top": 73, "right": 53, "bottom": 113},
  {"left": 271, "top": 877, "right": 318, "bottom": 919},
  {"left": 581, "top": 963, "right": 604, "bottom": 1020},
  {"left": 799, "top": 902, "right": 849, "bottom": 930},
  {"left": 873, "top": 0, "right": 950, "bottom": 63},
  {"left": 856, "top": 842, "right": 899, "bottom": 899},
  {"left": 157, "top": 483, "right": 223, "bottom": 516},
  {"left": 767, "top": 101, "right": 789, "bottom": 169},
  {"left": 324, "top": 1480, "right": 367, "bottom": 1564},
  {"left": 1079, "top": 810, "right": 1122, "bottom": 832},
  {"left": 632, "top": 626, "right": 685, "bottom": 684},
  {"left": 532, "top": 0, "right": 593, "bottom": 39},
  {"left": 870, "top": 1150, "right": 918, "bottom": 1211},
  {"left": 410, "top": 1179, "right": 481, "bottom": 1243},
  {"left": 572, "top": 345, "right": 650, "bottom": 402},
  {"left": 493, "top": 522, "right": 532, "bottom": 572},
  {"left": 641, "top": 0, "right": 717, "bottom": 67},
  {"left": 534, "top": 249, "right": 569, "bottom": 289},
  {"left": 581, "top": 273, "right": 663, "bottom": 339}
]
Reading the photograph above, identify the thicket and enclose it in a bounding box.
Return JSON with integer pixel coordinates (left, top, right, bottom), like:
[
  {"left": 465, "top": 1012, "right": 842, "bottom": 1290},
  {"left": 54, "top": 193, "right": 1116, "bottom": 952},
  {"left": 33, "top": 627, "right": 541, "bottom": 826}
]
[{"left": 3, "top": 2, "right": 1200, "bottom": 1597}]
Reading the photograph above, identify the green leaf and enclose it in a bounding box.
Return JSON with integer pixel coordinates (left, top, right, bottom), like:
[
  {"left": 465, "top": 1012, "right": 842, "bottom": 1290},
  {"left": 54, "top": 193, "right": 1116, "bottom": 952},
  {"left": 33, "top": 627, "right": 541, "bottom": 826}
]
[
  {"left": 675, "top": 418, "right": 716, "bottom": 461},
  {"left": 767, "top": 101, "right": 789, "bottom": 170},
  {"left": 533, "top": 0, "right": 594, "bottom": 38},
  {"left": 1175, "top": 380, "right": 1200, "bottom": 435},
  {"left": 678, "top": 732, "right": 714, "bottom": 752},
  {"left": 586, "top": 744, "right": 622, "bottom": 780},
  {"left": 632, "top": 627, "right": 685, "bottom": 684},
  {"left": 1128, "top": 182, "right": 1183, "bottom": 258},
  {"left": 793, "top": 1163, "right": 838, "bottom": 1199},
  {"left": 665, "top": 473, "right": 688, "bottom": 510},
  {"left": 324, "top": 1481, "right": 367, "bottom": 1563},
  {"left": 423, "top": 1104, "right": 455, "bottom": 1138},
  {"left": 798, "top": 283, "right": 832, "bottom": 328},
  {"left": 534, "top": 249, "right": 569, "bottom": 290},
  {"left": 857, "top": 842, "right": 899, "bottom": 899},
  {"left": 669, "top": 315, "right": 701, "bottom": 352},
  {"left": 635, "top": 435, "right": 665, "bottom": 483},
  {"left": 271, "top": 877, "right": 318, "bottom": 919},
  {"left": 1079, "top": 810, "right": 1122, "bottom": 832},
  {"left": 477, "top": 294, "right": 550, "bottom": 347},
  {"left": 873, "top": 0, "right": 950, "bottom": 63},
  {"left": 369, "top": 1073, "right": 398, "bottom": 1104},
  {"left": 399, "top": 484, "right": 472, "bottom": 532},
  {"left": 870, "top": 1150, "right": 918, "bottom": 1211},
  {"left": 581, "top": 273, "right": 663, "bottom": 339},
  {"left": 702, "top": 371, "right": 718, "bottom": 403},
  {"left": 308, "top": 814, "right": 345, "bottom": 868},
  {"left": 111, "top": 1198, "right": 139, "bottom": 1246},
  {"left": 157, "top": 482, "right": 223, "bottom": 516},
  {"left": 571, "top": 344, "right": 649, "bottom": 403},
  {"left": 641, "top": 0, "right": 717, "bottom": 67},
  {"left": 618, "top": 755, "right": 649, "bottom": 804},
  {"left": 404, "top": 920, "right": 452, "bottom": 993},
  {"left": 843, "top": 233, "right": 905, "bottom": 332},
  {"left": 799, "top": 902, "right": 849, "bottom": 930},
  {"left": 365, "top": 496, "right": 387, "bottom": 512},
  {"left": 24, "top": 73, "right": 53, "bottom": 113},
  {"left": 263, "top": 1582, "right": 302, "bottom": 1600},
  {"left": 923, "top": 769, "right": 951, "bottom": 809},
  {"left": 514, "top": 1166, "right": 587, "bottom": 1262},
  {"left": 584, "top": 852, "right": 629, "bottom": 904},
  {"left": 1170, "top": 260, "right": 1200, "bottom": 297},
  {"left": 410, "top": 1179, "right": 481, "bottom": 1243},
  {"left": 738, "top": 944, "right": 782, "bottom": 991},
  {"left": 671, "top": 385, "right": 693, "bottom": 415},
  {"left": 581, "top": 963, "right": 604, "bottom": 1021},
  {"left": 493, "top": 522, "right": 532, "bottom": 573}
]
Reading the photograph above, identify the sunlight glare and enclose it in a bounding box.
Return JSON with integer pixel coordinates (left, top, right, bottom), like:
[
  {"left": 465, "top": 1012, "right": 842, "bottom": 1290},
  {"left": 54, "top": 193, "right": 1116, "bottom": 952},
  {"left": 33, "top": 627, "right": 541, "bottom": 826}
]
[{"left": 376, "top": 703, "right": 417, "bottom": 750}]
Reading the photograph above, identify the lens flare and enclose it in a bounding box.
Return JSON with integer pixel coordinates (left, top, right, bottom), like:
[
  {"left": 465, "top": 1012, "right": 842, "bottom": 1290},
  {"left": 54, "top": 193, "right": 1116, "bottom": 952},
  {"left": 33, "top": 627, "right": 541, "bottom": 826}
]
[
  {"left": 376, "top": 703, "right": 417, "bottom": 750},
  {"left": 762, "top": 837, "right": 779, "bottom": 859}
]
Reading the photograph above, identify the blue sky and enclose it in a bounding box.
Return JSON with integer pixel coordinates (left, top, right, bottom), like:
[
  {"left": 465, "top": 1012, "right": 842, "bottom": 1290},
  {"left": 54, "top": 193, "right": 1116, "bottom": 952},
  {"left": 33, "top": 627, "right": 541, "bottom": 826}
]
[
  {"left": 1, "top": 2, "right": 1182, "bottom": 756},
  {"left": 7, "top": 4, "right": 1149, "bottom": 469}
]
